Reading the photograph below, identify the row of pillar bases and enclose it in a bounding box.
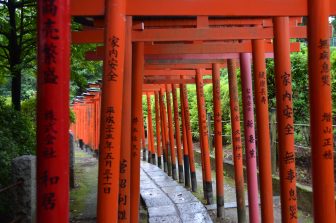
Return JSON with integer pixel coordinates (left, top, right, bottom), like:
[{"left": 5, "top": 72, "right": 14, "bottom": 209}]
[{"left": 36, "top": 0, "right": 335, "bottom": 222}]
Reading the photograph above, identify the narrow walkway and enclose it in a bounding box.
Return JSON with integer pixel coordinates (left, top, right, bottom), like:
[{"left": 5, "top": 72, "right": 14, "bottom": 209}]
[{"left": 140, "top": 161, "right": 212, "bottom": 223}]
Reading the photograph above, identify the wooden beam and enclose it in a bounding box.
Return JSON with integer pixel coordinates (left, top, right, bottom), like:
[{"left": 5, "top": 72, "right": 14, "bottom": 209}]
[
  {"left": 143, "top": 42, "right": 301, "bottom": 54},
  {"left": 84, "top": 42, "right": 300, "bottom": 61},
  {"left": 144, "top": 78, "right": 212, "bottom": 84},
  {"left": 145, "top": 64, "right": 223, "bottom": 70},
  {"left": 89, "top": 17, "right": 302, "bottom": 28},
  {"left": 131, "top": 26, "right": 306, "bottom": 42},
  {"left": 145, "top": 70, "right": 196, "bottom": 76},
  {"left": 70, "top": 0, "right": 336, "bottom": 16},
  {"left": 71, "top": 26, "right": 308, "bottom": 43},
  {"left": 144, "top": 69, "right": 214, "bottom": 76}
]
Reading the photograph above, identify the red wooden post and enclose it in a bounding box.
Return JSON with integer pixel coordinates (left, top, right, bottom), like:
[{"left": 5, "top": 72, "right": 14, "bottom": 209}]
[
  {"left": 252, "top": 39, "right": 274, "bottom": 222},
  {"left": 227, "top": 59, "right": 247, "bottom": 223},
  {"left": 172, "top": 84, "right": 184, "bottom": 183},
  {"left": 146, "top": 111, "right": 151, "bottom": 163},
  {"left": 130, "top": 41, "right": 144, "bottom": 223},
  {"left": 195, "top": 69, "right": 213, "bottom": 204},
  {"left": 180, "top": 84, "right": 197, "bottom": 192},
  {"left": 97, "top": 0, "right": 126, "bottom": 221},
  {"left": 118, "top": 16, "right": 132, "bottom": 222},
  {"left": 160, "top": 88, "right": 170, "bottom": 174},
  {"left": 166, "top": 85, "right": 178, "bottom": 180},
  {"left": 180, "top": 87, "right": 191, "bottom": 188},
  {"left": 239, "top": 53, "right": 260, "bottom": 223},
  {"left": 37, "top": 0, "right": 70, "bottom": 221},
  {"left": 212, "top": 63, "right": 224, "bottom": 217},
  {"left": 308, "top": 0, "right": 336, "bottom": 222},
  {"left": 142, "top": 114, "right": 147, "bottom": 161},
  {"left": 273, "top": 17, "right": 298, "bottom": 223},
  {"left": 147, "top": 93, "right": 156, "bottom": 164},
  {"left": 154, "top": 91, "right": 162, "bottom": 168}
]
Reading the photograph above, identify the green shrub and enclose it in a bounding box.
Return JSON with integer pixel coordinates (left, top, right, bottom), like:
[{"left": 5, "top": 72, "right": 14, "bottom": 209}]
[{"left": 0, "top": 97, "right": 36, "bottom": 219}]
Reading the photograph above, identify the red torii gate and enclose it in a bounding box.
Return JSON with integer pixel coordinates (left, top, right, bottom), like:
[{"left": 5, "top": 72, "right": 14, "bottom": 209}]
[
  {"left": 78, "top": 24, "right": 304, "bottom": 221},
  {"left": 36, "top": 1, "right": 336, "bottom": 223}
]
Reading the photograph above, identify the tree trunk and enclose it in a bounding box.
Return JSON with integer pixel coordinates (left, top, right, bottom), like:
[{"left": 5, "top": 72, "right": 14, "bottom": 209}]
[
  {"left": 11, "top": 70, "right": 21, "bottom": 111},
  {"left": 8, "top": 0, "right": 21, "bottom": 111}
]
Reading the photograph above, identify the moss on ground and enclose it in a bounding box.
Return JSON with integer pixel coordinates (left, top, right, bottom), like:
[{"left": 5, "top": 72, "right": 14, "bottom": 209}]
[{"left": 70, "top": 149, "right": 98, "bottom": 220}]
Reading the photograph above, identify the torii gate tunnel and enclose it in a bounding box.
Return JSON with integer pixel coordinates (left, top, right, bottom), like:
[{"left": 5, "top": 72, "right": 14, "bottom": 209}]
[{"left": 37, "top": 0, "right": 336, "bottom": 222}]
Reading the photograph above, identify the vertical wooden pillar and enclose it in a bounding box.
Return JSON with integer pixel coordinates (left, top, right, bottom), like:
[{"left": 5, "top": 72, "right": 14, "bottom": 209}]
[
  {"left": 273, "top": 17, "right": 298, "bottom": 223},
  {"left": 252, "top": 39, "right": 274, "bottom": 222},
  {"left": 142, "top": 115, "right": 147, "bottom": 161},
  {"left": 159, "top": 91, "right": 167, "bottom": 172},
  {"left": 96, "top": 0, "right": 126, "bottom": 221},
  {"left": 196, "top": 70, "right": 213, "bottom": 205},
  {"left": 146, "top": 110, "right": 152, "bottom": 163},
  {"left": 181, "top": 84, "right": 197, "bottom": 191},
  {"left": 154, "top": 91, "right": 162, "bottom": 168},
  {"left": 172, "top": 84, "right": 184, "bottom": 183},
  {"left": 160, "top": 89, "right": 170, "bottom": 174},
  {"left": 146, "top": 93, "right": 155, "bottom": 164},
  {"left": 130, "top": 41, "right": 144, "bottom": 223},
  {"left": 212, "top": 63, "right": 224, "bottom": 217},
  {"left": 270, "top": 108, "right": 278, "bottom": 174},
  {"left": 118, "top": 16, "right": 132, "bottom": 222},
  {"left": 239, "top": 53, "right": 260, "bottom": 223},
  {"left": 166, "top": 85, "right": 178, "bottom": 180},
  {"left": 180, "top": 88, "right": 191, "bottom": 188},
  {"left": 227, "top": 59, "right": 246, "bottom": 223},
  {"left": 308, "top": 1, "right": 336, "bottom": 222},
  {"left": 37, "top": 0, "right": 70, "bottom": 221}
]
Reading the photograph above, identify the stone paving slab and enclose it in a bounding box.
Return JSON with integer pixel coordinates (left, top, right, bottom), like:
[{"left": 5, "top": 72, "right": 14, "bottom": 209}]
[{"left": 140, "top": 161, "right": 213, "bottom": 223}]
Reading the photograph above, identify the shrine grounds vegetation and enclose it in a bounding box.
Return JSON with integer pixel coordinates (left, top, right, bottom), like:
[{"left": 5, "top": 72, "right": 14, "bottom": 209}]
[{"left": 0, "top": 97, "right": 35, "bottom": 220}]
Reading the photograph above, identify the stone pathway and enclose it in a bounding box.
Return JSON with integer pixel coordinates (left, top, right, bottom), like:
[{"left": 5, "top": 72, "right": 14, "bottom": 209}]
[{"left": 140, "top": 161, "right": 212, "bottom": 223}]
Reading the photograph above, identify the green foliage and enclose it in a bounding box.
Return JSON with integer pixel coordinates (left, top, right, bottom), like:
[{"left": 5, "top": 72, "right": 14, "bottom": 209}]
[
  {"left": 70, "top": 108, "right": 76, "bottom": 124},
  {"left": 0, "top": 98, "right": 36, "bottom": 183},
  {"left": 290, "top": 46, "right": 309, "bottom": 123},
  {"left": 0, "top": 1, "right": 37, "bottom": 110},
  {"left": 71, "top": 43, "right": 103, "bottom": 99},
  {"left": 21, "top": 96, "right": 36, "bottom": 122},
  {"left": 0, "top": 97, "right": 36, "bottom": 219}
]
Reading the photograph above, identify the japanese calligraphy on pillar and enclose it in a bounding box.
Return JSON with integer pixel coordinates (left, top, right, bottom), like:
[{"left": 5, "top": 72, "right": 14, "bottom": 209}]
[
  {"left": 319, "top": 39, "right": 333, "bottom": 160},
  {"left": 103, "top": 106, "right": 115, "bottom": 194},
  {"left": 118, "top": 159, "right": 127, "bottom": 220},
  {"left": 244, "top": 88, "right": 256, "bottom": 160},
  {"left": 42, "top": 1, "right": 60, "bottom": 85},
  {"left": 228, "top": 69, "right": 243, "bottom": 161},
  {"left": 279, "top": 68, "right": 297, "bottom": 220},
  {"left": 38, "top": 0, "right": 70, "bottom": 219},
  {"left": 258, "top": 72, "right": 267, "bottom": 104},
  {"left": 131, "top": 117, "right": 139, "bottom": 158},
  {"left": 107, "top": 36, "right": 120, "bottom": 81}
]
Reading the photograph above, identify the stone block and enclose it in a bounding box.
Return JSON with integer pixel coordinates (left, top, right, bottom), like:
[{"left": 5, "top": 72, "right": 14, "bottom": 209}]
[{"left": 12, "top": 155, "right": 36, "bottom": 223}]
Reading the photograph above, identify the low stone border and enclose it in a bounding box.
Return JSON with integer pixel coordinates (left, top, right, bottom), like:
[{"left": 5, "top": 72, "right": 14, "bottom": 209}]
[{"left": 194, "top": 150, "right": 336, "bottom": 213}]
